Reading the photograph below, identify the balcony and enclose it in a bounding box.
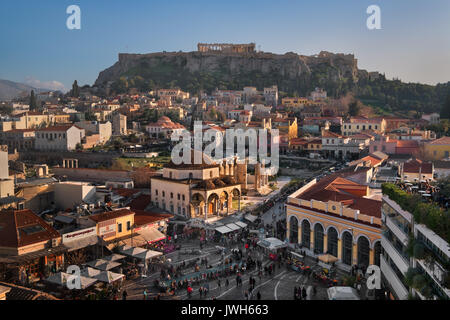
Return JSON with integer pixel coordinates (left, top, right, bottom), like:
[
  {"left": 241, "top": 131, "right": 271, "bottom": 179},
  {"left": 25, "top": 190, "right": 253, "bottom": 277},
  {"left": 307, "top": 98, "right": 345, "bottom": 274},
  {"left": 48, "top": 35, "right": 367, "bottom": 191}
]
[
  {"left": 381, "top": 234, "right": 410, "bottom": 274},
  {"left": 380, "top": 255, "right": 409, "bottom": 300},
  {"left": 385, "top": 215, "right": 409, "bottom": 245}
]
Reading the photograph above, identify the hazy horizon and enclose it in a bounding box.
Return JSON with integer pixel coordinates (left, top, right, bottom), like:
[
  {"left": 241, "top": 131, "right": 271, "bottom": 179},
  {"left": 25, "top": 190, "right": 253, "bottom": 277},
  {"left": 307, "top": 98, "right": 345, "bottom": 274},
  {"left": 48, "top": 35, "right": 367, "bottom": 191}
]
[{"left": 1, "top": 0, "right": 449, "bottom": 91}]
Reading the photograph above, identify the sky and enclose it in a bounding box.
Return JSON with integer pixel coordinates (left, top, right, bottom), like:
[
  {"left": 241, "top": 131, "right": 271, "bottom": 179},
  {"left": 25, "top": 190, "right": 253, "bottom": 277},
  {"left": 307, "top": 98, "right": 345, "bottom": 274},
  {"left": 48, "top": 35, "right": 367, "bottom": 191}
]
[{"left": 0, "top": 0, "right": 449, "bottom": 92}]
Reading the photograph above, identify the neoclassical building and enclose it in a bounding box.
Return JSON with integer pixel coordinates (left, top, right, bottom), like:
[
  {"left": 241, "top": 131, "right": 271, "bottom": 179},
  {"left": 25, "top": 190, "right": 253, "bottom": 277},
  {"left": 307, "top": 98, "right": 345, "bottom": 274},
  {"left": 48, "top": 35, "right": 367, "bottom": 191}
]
[
  {"left": 286, "top": 170, "right": 382, "bottom": 269},
  {"left": 150, "top": 150, "right": 244, "bottom": 219}
]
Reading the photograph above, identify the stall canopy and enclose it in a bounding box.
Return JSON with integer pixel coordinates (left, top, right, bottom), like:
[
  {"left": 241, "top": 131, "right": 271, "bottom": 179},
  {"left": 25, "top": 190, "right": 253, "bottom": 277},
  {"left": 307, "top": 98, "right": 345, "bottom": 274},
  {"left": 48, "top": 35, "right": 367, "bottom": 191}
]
[
  {"left": 318, "top": 254, "right": 339, "bottom": 264},
  {"left": 244, "top": 214, "right": 258, "bottom": 223},
  {"left": 138, "top": 227, "right": 166, "bottom": 244},
  {"left": 226, "top": 223, "right": 241, "bottom": 231},
  {"left": 86, "top": 259, "right": 121, "bottom": 271},
  {"left": 327, "top": 287, "right": 360, "bottom": 300},
  {"left": 134, "top": 250, "right": 163, "bottom": 261},
  {"left": 81, "top": 267, "right": 124, "bottom": 284},
  {"left": 257, "top": 237, "right": 287, "bottom": 251},
  {"left": 102, "top": 254, "right": 126, "bottom": 262},
  {"left": 215, "top": 226, "right": 233, "bottom": 234},
  {"left": 119, "top": 245, "right": 147, "bottom": 257},
  {"left": 45, "top": 272, "right": 97, "bottom": 289},
  {"left": 235, "top": 221, "right": 248, "bottom": 228}
]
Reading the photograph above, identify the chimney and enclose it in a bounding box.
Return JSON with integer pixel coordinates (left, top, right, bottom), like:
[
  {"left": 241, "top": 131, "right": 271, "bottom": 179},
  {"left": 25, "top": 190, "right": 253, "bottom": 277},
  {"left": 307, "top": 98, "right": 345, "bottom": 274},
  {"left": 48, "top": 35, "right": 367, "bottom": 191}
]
[
  {"left": 340, "top": 205, "right": 343, "bottom": 216},
  {"left": 354, "top": 210, "right": 360, "bottom": 220}
]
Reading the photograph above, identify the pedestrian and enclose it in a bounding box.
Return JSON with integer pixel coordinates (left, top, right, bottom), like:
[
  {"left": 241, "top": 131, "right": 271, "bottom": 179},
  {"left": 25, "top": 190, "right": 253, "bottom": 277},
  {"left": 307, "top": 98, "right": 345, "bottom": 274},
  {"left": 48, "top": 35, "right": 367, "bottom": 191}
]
[
  {"left": 218, "top": 279, "right": 221, "bottom": 289},
  {"left": 143, "top": 288, "right": 147, "bottom": 300},
  {"left": 257, "top": 291, "right": 261, "bottom": 300},
  {"left": 302, "top": 287, "right": 307, "bottom": 300},
  {"left": 225, "top": 278, "right": 229, "bottom": 288},
  {"left": 122, "top": 290, "right": 128, "bottom": 300}
]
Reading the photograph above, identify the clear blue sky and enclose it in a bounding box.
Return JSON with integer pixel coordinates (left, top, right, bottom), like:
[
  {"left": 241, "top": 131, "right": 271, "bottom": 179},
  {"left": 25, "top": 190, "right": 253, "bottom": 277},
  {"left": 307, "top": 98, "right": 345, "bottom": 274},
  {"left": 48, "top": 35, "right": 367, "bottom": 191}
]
[{"left": 1, "top": 0, "right": 449, "bottom": 91}]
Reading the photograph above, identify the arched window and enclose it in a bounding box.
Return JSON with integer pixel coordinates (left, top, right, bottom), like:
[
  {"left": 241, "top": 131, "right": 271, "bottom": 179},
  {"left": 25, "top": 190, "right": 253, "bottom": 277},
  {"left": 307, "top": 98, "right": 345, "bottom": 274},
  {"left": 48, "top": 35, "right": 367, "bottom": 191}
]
[
  {"left": 342, "top": 231, "right": 353, "bottom": 265},
  {"left": 327, "top": 227, "right": 338, "bottom": 257},
  {"left": 301, "top": 220, "right": 310, "bottom": 249},
  {"left": 314, "top": 224, "right": 324, "bottom": 254},
  {"left": 357, "top": 237, "right": 370, "bottom": 268},
  {"left": 289, "top": 216, "right": 298, "bottom": 243}
]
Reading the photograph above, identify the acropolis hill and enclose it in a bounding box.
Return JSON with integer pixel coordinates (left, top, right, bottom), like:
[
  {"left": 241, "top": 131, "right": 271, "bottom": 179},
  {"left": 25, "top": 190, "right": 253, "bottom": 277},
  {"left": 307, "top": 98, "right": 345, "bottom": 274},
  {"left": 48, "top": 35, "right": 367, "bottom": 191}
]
[{"left": 94, "top": 43, "right": 370, "bottom": 95}]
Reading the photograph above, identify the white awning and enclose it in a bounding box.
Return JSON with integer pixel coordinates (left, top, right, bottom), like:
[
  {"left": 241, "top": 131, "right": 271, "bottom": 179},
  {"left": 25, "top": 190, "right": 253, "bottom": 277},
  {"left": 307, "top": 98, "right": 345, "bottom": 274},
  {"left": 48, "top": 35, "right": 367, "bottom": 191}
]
[
  {"left": 215, "top": 226, "right": 233, "bottom": 234},
  {"left": 226, "top": 223, "right": 241, "bottom": 231},
  {"left": 134, "top": 250, "right": 163, "bottom": 260},
  {"left": 245, "top": 214, "right": 258, "bottom": 222},
  {"left": 64, "top": 235, "right": 99, "bottom": 252},
  {"left": 138, "top": 227, "right": 166, "bottom": 244},
  {"left": 235, "top": 221, "right": 248, "bottom": 228}
]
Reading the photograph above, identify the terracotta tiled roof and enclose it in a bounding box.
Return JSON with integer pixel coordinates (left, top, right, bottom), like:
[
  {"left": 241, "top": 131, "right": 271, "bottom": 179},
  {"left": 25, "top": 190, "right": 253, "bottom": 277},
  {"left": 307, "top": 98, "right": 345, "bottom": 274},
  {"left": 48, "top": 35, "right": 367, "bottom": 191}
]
[
  {"left": 429, "top": 136, "right": 450, "bottom": 145},
  {"left": 134, "top": 210, "right": 173, "bottom": 227},
  {"left": 403, "top": 159, "right": 433, "bottom": 174},
  {"left": 89, "top": 208, "right": 135, "bottom": 223},
  {"left": 0, "top": 210, "right": 60, "bottom": 248},
  {"left": 130, "top": 195, "right": 152, "bottom": 211}
]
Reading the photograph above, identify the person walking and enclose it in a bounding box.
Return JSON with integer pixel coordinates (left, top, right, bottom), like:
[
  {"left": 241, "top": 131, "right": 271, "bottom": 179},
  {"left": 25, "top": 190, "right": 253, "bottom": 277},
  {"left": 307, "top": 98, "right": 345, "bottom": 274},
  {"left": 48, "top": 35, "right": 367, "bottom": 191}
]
[
  {"left": 143, "top": 288, "right": 147, "bottom": 300},
  {"left": 225, "top": 278, "right": 229, "bottom": 288},
  {"left": 217, "top": 279, "right": 221, "bottom": 290},
  {"left": 122, "top": 290, "right": 128, "bottom": 301},
  {"left": 256, "top": 291, "right": 261, "bottom": 300}
]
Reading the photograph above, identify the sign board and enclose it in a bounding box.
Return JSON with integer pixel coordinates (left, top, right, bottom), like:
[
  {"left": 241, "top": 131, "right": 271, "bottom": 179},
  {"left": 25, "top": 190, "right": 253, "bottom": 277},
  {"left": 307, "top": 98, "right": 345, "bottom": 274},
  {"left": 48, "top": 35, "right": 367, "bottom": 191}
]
[
  {"left": 62, "top": 227, "right": 97, "bottom": 243},
  {"left": 99, "top": 224, "right": 116, "bottom": 236}
]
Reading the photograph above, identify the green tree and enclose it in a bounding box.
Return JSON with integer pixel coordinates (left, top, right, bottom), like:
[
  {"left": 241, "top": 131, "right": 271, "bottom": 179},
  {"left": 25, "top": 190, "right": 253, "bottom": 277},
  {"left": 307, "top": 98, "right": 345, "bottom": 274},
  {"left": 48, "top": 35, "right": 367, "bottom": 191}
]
[
  {"left": 72, "top": 80, "right": 80, "bottom": 98},
  {"left": 440, "top": 92, "right": 450, "bottom": 119},
  {"left": 348, "top": 100, "right": 361, "bottom": 117},
  {"left": 29, "top": 90, "right": 38, "bottom": 110}
]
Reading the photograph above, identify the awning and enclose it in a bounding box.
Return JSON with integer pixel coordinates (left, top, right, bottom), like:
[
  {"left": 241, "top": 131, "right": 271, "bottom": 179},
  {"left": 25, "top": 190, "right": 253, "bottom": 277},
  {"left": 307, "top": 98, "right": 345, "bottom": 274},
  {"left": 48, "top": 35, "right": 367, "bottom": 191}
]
[
  {"left": 215, "top": 226, "right": 233, "bottom": 234},
  {"left": 245, "top": 214, "right": 258, "bottom": 222},
  {"left": 226, "top": 223, "right": 241, "bottom": 231},
  {"left": 235, "top": 221, "right": 248, "bottom": 228},
  {"left": 138, "top": 227, "right": 166, "bottom": 244},
  {"left": 134, "top": 250, "right": 163, "bottom": 260},
  {"left": 64, "top": 235, "right": 99, "bottom": 252}
]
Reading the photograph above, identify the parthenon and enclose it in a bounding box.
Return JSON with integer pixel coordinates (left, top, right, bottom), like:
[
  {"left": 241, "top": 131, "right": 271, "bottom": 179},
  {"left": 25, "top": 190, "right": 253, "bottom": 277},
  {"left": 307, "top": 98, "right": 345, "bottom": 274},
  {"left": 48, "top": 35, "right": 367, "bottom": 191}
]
[{"left": 197, "top": 43, "right": 255, "bottom": 53}]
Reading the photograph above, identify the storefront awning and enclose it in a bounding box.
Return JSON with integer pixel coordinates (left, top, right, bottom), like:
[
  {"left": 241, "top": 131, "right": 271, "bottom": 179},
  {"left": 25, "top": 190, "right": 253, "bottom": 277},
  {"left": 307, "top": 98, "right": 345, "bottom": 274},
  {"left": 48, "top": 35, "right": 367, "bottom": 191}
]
[
  {"left": 245, "top": 214, "right": 258, "bottom": 222},
  {"left": 225, "top": 223, "right": 241, "bottom": 231},
  {"left": 215, "top": 226, "right": 233, "bottom": 234},
  {"left": 64, "top": 235, "right": 99, "bottom": 252},
  {"left": 235, "top": 221, "right": 248, "bottom": 228},
  {"left": 138, "top": 227, "right": 166, "bottom": 244}
]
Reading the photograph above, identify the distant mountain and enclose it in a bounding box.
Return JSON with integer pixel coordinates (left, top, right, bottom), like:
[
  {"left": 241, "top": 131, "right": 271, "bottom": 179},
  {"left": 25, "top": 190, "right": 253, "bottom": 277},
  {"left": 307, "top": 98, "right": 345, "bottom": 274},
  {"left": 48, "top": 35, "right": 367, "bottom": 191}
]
[{"left": 0, "top": 79, "right": 48, "bottom": 101}]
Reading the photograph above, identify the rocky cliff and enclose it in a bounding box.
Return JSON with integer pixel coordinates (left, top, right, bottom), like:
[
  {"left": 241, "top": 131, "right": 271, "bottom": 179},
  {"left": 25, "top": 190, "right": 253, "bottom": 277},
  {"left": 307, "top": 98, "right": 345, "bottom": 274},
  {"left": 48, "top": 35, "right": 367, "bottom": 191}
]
[{"left": 95, "top": 50, "right": 367, "bottom": 96}]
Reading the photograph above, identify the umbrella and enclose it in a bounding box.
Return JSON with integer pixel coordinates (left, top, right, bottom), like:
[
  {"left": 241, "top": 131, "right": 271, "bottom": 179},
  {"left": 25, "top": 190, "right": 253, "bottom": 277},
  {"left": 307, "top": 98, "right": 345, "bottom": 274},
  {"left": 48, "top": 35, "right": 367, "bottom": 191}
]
[
  {"left": 119, "top": 246, "right": 147, "bottom": 257},
  {"left": 318, "top": 254, "right": 339, "bottom": 264},
  {"left": 45, "top": 272, "right": 97, "bottom": 289},
  {"left": 80, "top": 267, "right": 101, "bottom": 278},
  {"left": 92, "top": 271, "right": 125, "bottom": 284},
  {"left": 134, "top": 250, "right": 163, "bottom": 261},
  {"left": 86, "top": 259, "right": 121, "bottom": 271},
  {"left": 102, "top": 254, "right": 126, "bottom": 262}
]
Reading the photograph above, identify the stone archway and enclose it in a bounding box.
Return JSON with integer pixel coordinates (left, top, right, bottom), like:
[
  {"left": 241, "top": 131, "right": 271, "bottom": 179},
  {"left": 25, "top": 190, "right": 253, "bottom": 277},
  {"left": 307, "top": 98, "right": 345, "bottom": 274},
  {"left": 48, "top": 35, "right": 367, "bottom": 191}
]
[
  {"left": 357, "top": 236, "right": 370, "bottom": 268},
  {"left": 301, "top": 220, "right": 311, "bottom": 249},
  {"left": 232, "top": 188, "right": 241, "bottom": 211},
  {"left": 327, "top": 227, "right": 339, "bottom": 257},
  {"left": 207, "top": 193, "right": 220, "bottom": 216},
  {"left": 289, "top": 216, "right": 299, "bottom": 243},
  {"left": 219, "top": 191, "right": 230, "bottom": 214},
  {"left": 342, "top": 231, "right": 353, "bottom": 266},
  {"left": 191, "top": 193, "right": 205, "bottom": 218},
  {"left": 374, "top": 241, "right": 381, "bottom": 267},
  {"left": 314, "top": 224, "right": 324, "bottom": 254}
]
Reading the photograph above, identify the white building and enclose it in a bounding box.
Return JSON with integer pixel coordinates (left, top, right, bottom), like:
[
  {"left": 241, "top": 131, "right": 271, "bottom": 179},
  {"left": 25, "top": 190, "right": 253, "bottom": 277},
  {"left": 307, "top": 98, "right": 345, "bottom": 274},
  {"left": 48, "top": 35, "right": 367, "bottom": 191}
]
[
  {"left": 146, "top": 116, "right": 185, "bottom": 139},
  {"left": 35, "top": 125, "right": 85, "bottom": 151},
  {"left": 75, "top": 121, "right": 112, "bottom": 144}
]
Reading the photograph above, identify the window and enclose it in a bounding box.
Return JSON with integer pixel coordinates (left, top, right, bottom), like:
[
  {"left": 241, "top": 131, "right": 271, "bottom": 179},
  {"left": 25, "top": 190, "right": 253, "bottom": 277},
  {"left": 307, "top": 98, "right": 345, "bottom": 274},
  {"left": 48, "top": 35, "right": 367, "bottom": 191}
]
[
  {"left": 127, "top": 221, "right": 131, "bottom": 231},
  {"left": 374, "top": 146, "right": 378, "bottom": 151},
  {"left": 118, "top": 223, "right": 122, "bottom": 233},
  {"left": 177, "top": 193, "right": 180, "bottom": 200},
  {"left": 362, "top": 125, "right": 366, "bottom": 130},
  {"left": 162, "top": 191, "right": 165, "bottom": 197},
  {"left": 169, "top": 172, "right": 172, "bottom": 179},
  {"left": 210, "top": 171, "right": 213, "bottom": 178},
  {"left": 170, "top": 192, "right": 173, "bottom": 199},
  {"left": 182, "top": 195, "right": 185, "bottom": 201},
  {"left": 155, "top": 189, "right": 158, "bottom": 196},
  {"left": 189, "top": 173, "right": 193, "bottom": 179},
  {"left": 446, "top": 151, "right": 449, "bottom": 158}
]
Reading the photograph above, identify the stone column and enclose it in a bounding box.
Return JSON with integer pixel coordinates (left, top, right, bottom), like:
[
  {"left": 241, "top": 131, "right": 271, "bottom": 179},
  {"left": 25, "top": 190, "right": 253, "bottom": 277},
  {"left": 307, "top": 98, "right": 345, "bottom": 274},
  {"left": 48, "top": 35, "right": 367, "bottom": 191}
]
[
  {"left": 352, "top": 243, "right": 358, "bottom": 266},
  {"left": 337, "top": 239, "right": 342, "bottom": 260},
  {"left": 238, "top": 195, "right": 241, "bottom": 211},
  {"left": 310, "top": 229, "right": 315, "bottom": 252},
  {"left": 369, "top": 248, "right": 375, "bottom": 266},
  {"left": 323, "top": 234, "right": 328, "bottom": 254},
  {"left": 204, "top": 204, "right": 208, "bottom": 220},
  {"left": 297, "top": 225, "right": 302, "bottom": 244}
]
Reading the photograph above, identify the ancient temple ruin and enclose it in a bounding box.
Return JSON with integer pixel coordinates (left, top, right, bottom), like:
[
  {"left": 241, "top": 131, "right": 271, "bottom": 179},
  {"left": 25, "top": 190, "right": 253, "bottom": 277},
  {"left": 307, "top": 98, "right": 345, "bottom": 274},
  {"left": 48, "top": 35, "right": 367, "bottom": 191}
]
[{"left": 197, "top": 43, "right": 255, "bottom": 53}]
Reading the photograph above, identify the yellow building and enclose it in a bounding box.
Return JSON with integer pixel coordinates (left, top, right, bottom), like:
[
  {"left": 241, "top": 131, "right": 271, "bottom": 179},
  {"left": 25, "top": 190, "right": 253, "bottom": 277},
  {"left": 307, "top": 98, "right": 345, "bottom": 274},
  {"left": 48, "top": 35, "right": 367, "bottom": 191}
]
[
  {"left": 286, "top": 174, "right": 382, "bottom": 268},
  {"left": 282, "top": 97, "right": 315, "bottom": 108},
  {"left": 89, "top": 208, "right": 135, "bottom": 242},
  {"left": 272, "top": 117, "right": 298, "bottom": 140},
  {"left": 424, "top": 136, "right": 450, "bottom": 160},
  {"left": 342, "top": 117, "right": 386, "bottom": 136}
]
